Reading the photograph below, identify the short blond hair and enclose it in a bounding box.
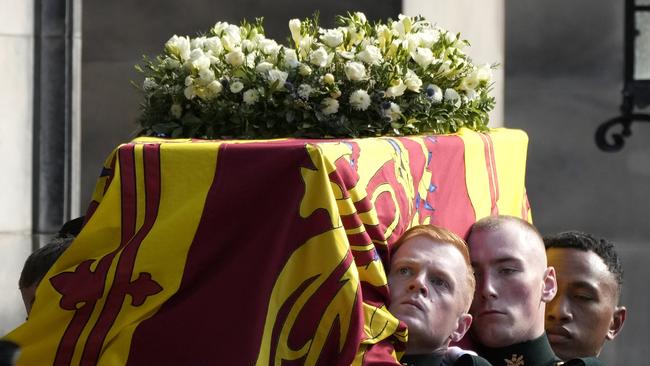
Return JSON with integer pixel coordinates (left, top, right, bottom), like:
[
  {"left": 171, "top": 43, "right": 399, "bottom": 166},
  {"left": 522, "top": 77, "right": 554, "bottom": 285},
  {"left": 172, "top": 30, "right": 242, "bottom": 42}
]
[{"left": 390, "top": 224, "right": 475, "bottom": 311}]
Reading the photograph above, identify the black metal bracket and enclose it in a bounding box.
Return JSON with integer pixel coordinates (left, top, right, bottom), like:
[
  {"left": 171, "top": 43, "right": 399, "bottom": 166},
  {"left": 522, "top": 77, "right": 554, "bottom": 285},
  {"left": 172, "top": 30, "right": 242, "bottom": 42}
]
[{"left": 595, "top": 113, "right": 650, "bottom": 152}]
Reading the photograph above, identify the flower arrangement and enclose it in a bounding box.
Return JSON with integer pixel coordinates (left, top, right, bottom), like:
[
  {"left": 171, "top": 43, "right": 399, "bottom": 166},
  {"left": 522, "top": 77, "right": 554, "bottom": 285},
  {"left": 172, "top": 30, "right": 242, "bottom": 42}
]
[{"left": 135, "top": 12, "right": 495, "bottom": 139}]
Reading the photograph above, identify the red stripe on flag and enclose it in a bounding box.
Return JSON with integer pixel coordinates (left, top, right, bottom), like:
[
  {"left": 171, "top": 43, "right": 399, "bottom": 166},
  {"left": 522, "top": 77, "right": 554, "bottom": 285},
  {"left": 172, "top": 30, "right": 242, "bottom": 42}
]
[
  {"left": 80, "top": 144, "right": 163, "bottom": 365},
  {"left": 53, "top": 144, "right": 139, "bottom": 366}
]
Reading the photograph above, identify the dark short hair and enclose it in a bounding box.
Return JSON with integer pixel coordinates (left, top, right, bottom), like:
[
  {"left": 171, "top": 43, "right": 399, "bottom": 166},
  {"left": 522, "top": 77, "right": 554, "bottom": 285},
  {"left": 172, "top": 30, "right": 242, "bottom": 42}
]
[
  {"left": 543, "top": 231, "right": 623, "bottom": 290},
  {"left": 18, "top": 236, "right": 74, "bottom": 289}
]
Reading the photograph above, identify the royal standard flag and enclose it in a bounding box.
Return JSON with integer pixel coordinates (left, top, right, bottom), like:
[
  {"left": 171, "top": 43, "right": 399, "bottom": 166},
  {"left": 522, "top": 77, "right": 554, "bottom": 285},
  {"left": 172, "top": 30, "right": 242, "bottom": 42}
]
[{"left": 4, "top": 128, "right": 530, "bottom": 365}]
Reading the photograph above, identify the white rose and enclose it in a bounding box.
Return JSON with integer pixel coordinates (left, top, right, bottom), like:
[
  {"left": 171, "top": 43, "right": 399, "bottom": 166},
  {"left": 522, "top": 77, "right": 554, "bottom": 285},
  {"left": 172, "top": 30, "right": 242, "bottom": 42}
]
[
  {"left": 223, "top": 24, "right": 241, "bottom": 44},
  {"left": 267, "top": 69, "right": 288, "bottom": 88},
  {"left": 198, "top": 68, "right": 215, "bottom": 85},
  {"left": 418, "top": 30, "right": 438, "bottom": 48},
  {"left": 444, "top": 88, "right": 461, "bottom": 107},
  {"left": 170, "top": 103, "right": 183, "bottom": 119},
  {"left": 283, "top": 48, "right": 299, "bottom": 69},
  {"left": 143, "top": 77, "right": 157, "bottom": 91},
  {"left": 225, "top": 49, "right": 245, "bottom": 66},
  {"left": 321, "top": 97, "right": 339, "bottom": 115},
  {"left": 386, "top": 79, "right": 407, "bottom": 98},
  {"left": 298, "top": 84, "right": 313, "bottom": 100},
  {"left": 191, "top": 36, "right": 207, "bottom": 50},
  {"left": 405, "top": 33, "right": 421, "bottom": 53},
  {"left": 309, "top": 47, "right": 330, "bottom": 67},
  {"left": 477, "top": 63, "right": 493, "bottom": 83},
  {"left": 207, "top": 80, "right": 223, "bottom": 96},
  {"left": 212, "top": 21, "right": 228, "bottom": 35},
  {"left": 230, "top": 80, "right": 244, "bottom": 93},
  {"left": 259, "top": 38, "right": 280, "bottom": 56},
  {"left": 460, "top": 71, "right": 479, "bottom": 91},
  {"left": 357, "top": 45, "right": 383, "bottom": 65},
  {"left": 349, "top": 89, "right": 371, "bottom": 111},
  {"left": 322, "top": 73, "right": 335, "bottom": 85},
  {"left": 165, "top": 35, "right": 191, "bottom": 61},
  {"left": 204, "top": 37, "right": 223, "bottom": 55},
  {"left": 289, "top": 19, "right": 302, "bottom": 45},
  {"left": 344, "top": 61, "right": 366, "bottom": 81},
  {"left": 163, "top": 57, "right": 181, "bottom": 70},
  {"left": 298, "top": 64, "right": 312, "bottom": 76},
  {"left": 411, "top": 47, "right": 435, "bottom": 68},
  {"left": 184, "top": 85, "right": 196, "bottom": 100},
  {"left": 255, "top": 62, "right": 274, "bottom": 74},
  {"left": 320, "top": 28, "right": 344, "bottom": 48},
  {"left": 185, "top": 48, "right": 211, "bottom": 71},
  {"left": 243, "top": 89, "right": 260, "bottom": 105},
  {"left": 404, "top": 69, "right": 422, "bottom": 92}
]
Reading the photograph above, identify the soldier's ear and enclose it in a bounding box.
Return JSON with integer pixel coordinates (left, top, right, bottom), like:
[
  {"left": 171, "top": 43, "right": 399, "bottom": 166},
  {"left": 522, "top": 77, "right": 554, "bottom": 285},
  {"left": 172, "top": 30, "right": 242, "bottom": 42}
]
[
  {"left": 541, "top": 266, "right": 557, "bottom": 303},
  {"left": 450, "top": 313, "right": 472, "bottom": 343},
  {"left": 606, "top": 306, "right": 626, "bottom": 340}
]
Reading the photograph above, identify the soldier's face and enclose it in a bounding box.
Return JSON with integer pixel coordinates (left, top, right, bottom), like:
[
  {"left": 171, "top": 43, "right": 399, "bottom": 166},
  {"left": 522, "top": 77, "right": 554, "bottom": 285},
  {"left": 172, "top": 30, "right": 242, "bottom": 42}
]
[
  {"left": 388, "top": 237, "right": 471, "bottom": 354},
  {"left": 468, "top": 224, "right": 554, "bottom": 347},
  {"left": 545, "top": 248, "right": 625, "bottom": 360}
]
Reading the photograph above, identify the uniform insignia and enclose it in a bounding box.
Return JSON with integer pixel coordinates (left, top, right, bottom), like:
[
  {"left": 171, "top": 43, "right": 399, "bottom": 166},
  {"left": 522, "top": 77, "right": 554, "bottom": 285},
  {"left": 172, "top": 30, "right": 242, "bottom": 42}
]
[{"left": 504, "top": 354, "right": 524, "bottom": 366}]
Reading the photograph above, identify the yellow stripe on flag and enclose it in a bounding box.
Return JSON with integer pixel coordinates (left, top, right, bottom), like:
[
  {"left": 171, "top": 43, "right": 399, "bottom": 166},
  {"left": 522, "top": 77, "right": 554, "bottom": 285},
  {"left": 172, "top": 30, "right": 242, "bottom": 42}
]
[{"left": 458, "top": 128, "right": 493, "bottom": 222}]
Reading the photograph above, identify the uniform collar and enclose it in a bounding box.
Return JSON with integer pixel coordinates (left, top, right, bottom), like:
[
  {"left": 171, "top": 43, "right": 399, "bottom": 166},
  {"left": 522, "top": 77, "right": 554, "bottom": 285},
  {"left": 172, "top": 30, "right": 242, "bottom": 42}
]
[
  {"left": 479, "top": 334, "right": 560, "bottom": 366},
  {"left": 400, "top": 352, "right": 444, "bottom": 366}
]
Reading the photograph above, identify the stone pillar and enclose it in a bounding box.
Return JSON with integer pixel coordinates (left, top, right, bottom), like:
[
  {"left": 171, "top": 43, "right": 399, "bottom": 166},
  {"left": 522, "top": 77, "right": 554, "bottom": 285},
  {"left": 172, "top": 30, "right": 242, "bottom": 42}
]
[
  {"left": 403, "top": 0, "right": 505, "bottom": 127},
  {"left": 0, "top": 0, "right": 35, "bottom": 333}
]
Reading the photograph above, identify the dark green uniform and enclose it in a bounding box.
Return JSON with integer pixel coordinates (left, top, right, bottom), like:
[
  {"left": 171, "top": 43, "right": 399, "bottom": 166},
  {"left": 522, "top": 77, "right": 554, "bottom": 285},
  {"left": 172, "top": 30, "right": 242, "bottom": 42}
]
[
  {"left": 477, "top": 334, "right": 560, "bottom": 366},
  {"left": 475, "top": 334, "right": 607, "bottom": 366},
  {"left": 399, "top": 352, "right": 492, "bottom": 366}
]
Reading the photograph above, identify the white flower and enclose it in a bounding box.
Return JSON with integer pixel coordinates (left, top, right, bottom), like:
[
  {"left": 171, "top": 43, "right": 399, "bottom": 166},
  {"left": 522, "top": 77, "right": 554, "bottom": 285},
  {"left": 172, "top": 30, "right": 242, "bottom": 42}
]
[
  {"left": 384, "top": 102, "right": 401, "bottom": 121},
  {"left": 198, "top": 68, "right": 215, "bottom": 85},
  {"left": 321, "top": 97, "right": 339, "bottom": 115},
  {"left": 418, "top": 30, "right": 438, "bottom": 48},
  {"left": 321, "top": 28, "right": 344, "bottom": 48},
  {"left": 243, "top": 89, "right": 260, "bottom": 105},
  {"left": 185, "top": 48, "right": 211, "bottom": 71},
  {"left": 405, "top": 33, "right": 421, "bottom": 53},
  {"left": 465, "top": 89, "right": 478, "bottom": 101},
  {"left": 230, "top": 80, "right": 244, "bottom": 93},
  {"left": 386, "top": 79, "right": 407, "bottom": 98},
  {"left": 212, "top": 21, "right": 228, "bottom": 35},
  {"left": 184, "top": 76, "right": 194, "bottom": 86},
  {"left": 298, "top": 64, "right": 312, "bottom": 76},
  {"left": 460, "top": 71, "right": 479, "bottom": 91},
  {"left": 344, "top": 61, "right": 366, "bottom": 81},
  {"left": 322, "top": 73, "right": 335, "bottom": 85},
  {"left": 255, "top": 62, "right": 274, "bottom": 74},
  {"left": 404, "top": 69, "right": 422, "bottom": 92},
  {"left": 283, "top": 48, "right": 299, "bottom": 68},
  {"left": 309, "top": 47, "right": 330, "bottom": 67},
  {"left": 354, "top": 12, "right": 367, "bottom": 23},
  {"left": 165, "top": 35, "right": 191, "bottom": 61},
  {"left": 477, "top": 63, "right": 493, "bottom": 83},
  {"left": 267, "top": 69, "right": 288, "bottom": 88},
  {"left": 170, "top": 103, "right": 183, "bottom": 118},
  {"left": 297, "top": 84, "right": 313, "bottom": 99},
  {"left": 298, "top": 35, "right": 314, "bottom": 57},
  {"left": 163, "top": 57, "right": 181, "bottom": 70},
  {"left": 357, "top": 45, "right": 382, "bottom": 65},
  {"left": 225, "top": 48, "right": 245, "bottom": 66},
  {"left": 184, "top": 85, "right": 195, "bottom": 100},
  {"left": 426, "top": 84, "right": 443, "bottom": 104},
  {"left": 207, "top": 80, "right": 223, "bottom": 96},
  {"left": 349, "top": 89, "right": 371, "bottom": 111},
  {"left": 444, "top": 88, "right": 461, "bottom": 107},
  {"left": 259, "top": 38, "right": 280, "bottom": 56},
  {"left": 289, "top": 19, "right": 302, "bottom": 45},
  {"left": 411, "top": 47, "right": 435, "bottom": 68},
  {"left": 143, "top": 77, "right": 158, "bottom": 91},
  {"left": 222, "top": 25, "right": 241, "bottom": 46},
  {"left": 204, "top": 37, "right": 223, "bottom": 55},
  {"left": 191, "top": 36, "right": 207, "bottom": 50},
  {"left": 392, "top": 15, "right": 413, "bottom": 37}
]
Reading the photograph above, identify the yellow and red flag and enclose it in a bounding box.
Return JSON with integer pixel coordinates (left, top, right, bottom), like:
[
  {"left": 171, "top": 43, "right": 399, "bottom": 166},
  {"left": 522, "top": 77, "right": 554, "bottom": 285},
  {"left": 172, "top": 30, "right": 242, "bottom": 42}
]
[{"left": 4, "top": 128, "right": 530, "bottom": 365}]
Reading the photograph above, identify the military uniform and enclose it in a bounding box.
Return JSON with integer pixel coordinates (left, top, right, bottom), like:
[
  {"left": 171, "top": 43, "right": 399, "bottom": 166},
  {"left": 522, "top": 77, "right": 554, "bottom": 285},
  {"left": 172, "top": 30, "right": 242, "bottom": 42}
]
[
  {"left": 477, "top": 334, "right": 560, "bottom": 366},
  {"left": 475, "top": 334, "right": 607, "bottom": 366},
  {"left": 400, "top": 352, "right": 493, "bottom": 366}
]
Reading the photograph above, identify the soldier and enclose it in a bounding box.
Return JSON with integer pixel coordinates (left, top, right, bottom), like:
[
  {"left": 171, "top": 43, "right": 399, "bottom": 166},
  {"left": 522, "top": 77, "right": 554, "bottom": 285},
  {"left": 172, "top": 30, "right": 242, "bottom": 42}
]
[
  {"left": 544, "top": 231, "right": 626, "bottom": 361},
  {"left": 388, "top": 225, "right": 491, "bottom": 366}
]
